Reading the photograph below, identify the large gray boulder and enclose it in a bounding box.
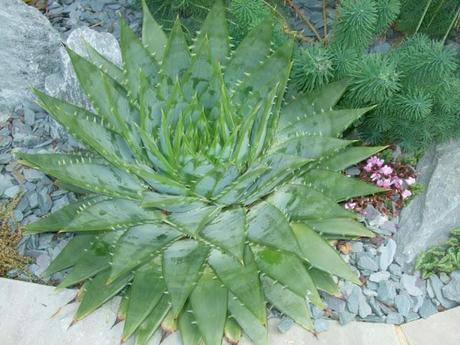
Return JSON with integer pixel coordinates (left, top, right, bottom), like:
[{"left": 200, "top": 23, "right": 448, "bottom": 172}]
[
  {"left": 45, "top": 27, "right": 121, "bottom": 109},
  {"left": 0, "top": 0, "right": 62, "bottom": 114},
  {"left": 396, "top": 140, "right": 460, "bottom": 269}
]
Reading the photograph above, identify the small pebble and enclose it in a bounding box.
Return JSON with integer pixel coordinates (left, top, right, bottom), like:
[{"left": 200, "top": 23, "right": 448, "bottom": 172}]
[
  {"left": 386, "top": 312, "right": 404, "bottom": 325},
  {"left": 401, "top": 274, "right": 424, "bottom": 296},
  {"left": 338, "top": 311, "right": 355, "bottom": 325},
  {"left": 277, "top": 318, "right": 294, "bottom": 333},
  {"left": 419, "top": 298, "right": 438, "bottom": 319},
  {"left": 369, "top": 271, "right": 391, "bottom": 283},
  {"left": 357, "top": 255, "right": 379, "bottom": 272},
  {"left": 314, "top": 319, "right": 329, "bottom": 333},
  {"left": 395, "top": 293, "right": 412, "bottom": 317}
]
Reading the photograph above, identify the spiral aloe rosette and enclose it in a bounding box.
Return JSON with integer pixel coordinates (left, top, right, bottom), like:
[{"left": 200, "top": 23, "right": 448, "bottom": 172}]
[{"left": 18, "top": 1, "right": 386, "bottom": 344}]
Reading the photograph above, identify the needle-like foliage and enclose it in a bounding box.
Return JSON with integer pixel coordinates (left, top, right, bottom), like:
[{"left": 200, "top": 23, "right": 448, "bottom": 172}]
[{"left": 19, "top": 2, "right": 387, "bottom": 344}]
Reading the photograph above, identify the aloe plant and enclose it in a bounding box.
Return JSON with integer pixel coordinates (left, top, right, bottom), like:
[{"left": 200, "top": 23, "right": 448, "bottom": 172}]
[{"left": 18, "top": 1, "right": 386, "bottom": 344}]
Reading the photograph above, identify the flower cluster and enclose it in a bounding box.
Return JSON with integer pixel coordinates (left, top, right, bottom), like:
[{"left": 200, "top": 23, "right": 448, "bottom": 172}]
[
  {"left": 363, "top": 155, "right": 415, "bottom": 199},
  {"left": 344, "top": 155, "right": 418, "bottom": 213}
]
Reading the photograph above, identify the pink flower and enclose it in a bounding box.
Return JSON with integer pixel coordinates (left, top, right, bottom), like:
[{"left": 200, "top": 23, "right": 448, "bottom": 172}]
[
  {"left": 376, "top": 178, "right": 393, "bottom": 188},
  {"left": 344, "top": 201, "right": 357, "bottom": 210},
  {"left": 406, "top": 177, "right": 416, "bottom": 186},
  {"left": 379, "top": 165, "right": 393, "bottom": 176},
  {"left": 367, "top": 156, "right": 384, "bottom": 168},
  {"left": 401, "top": 189, "right": 412, "bottom": 199},
  {"left": 363, "top": 163, "right": 374, "bottom": 172},
  {"left": 391, "top": 176, "right": 403, "bottom": 189},
  {"left": 370, "top": 172, "right": 381, "bottom": 181}
]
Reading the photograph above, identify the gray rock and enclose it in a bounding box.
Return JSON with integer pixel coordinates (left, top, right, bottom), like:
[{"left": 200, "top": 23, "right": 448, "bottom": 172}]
[
  {"left": 0, "top": 175, "right": 14, "bottom": 195},
  {"left": 37, "top": 188, "right": 52, "bottom": 215},
  {"left": 441, "top": 272, "right": 460, "bottom": 303},
  {"left": 419, "top": 297, "right": 438, "bottom": 319},
  {"left": 23, "top": 169, "right": 45, "bottom": 182},
  {"left": 358, "top": 294, "right": 372, "bottom": 318},
  {"left": 405, "top": 312, "right": 420, "bottom": 322},
  {"left": 439, "top": 272, "right": 451, "bottom": 284},
  {"left": 346, "top": 286, "right": 361, "bottom": 314},
  {"left": 0, "top": 0, "right": 61, "bottom": 113},
  {"left": 345, "top": 166, "right": 361, "bottom": 176},
  {"left": 388, "top": 263, "right": 402, "bottom": 277},
  {"left": 314, "top": 319, "right": 328, "bottom": 333},
  {"left": 429, "top": 275, "right": 456, "bottom": 309},
  {"left": 369, "top": 271, "right": 391, "bottom": 283},
  {"left": 377, "top": 281, "right": 396, "bottom": 305},
  {"left": 379, "top": 239, "right": 397, "bottom": 271},
  {"left": 352, "top": 241, "right": 364, "bottom": 253},
  {"left": 277, "top": 318, "right": 294, "bottom": 333},
  {"left": 395, "top": 293, "right": 412, "bottom": 317},
  {"left": 401, "top": 274, "right": 424, "bottom": 296},
  {"left": 386, "top": 312, "right": 404, "bottom": 325},
  {"left": 396, "top": 141, "right": 460, "bottom": 268},
  {"left": 4, "top": 185, "right": 21, "bottom": 198},
  {"left": 363, "top": 315, "right": 386, "bottom": 323},
  {"left": 357, "top": 255, "right": 379, "bottom": 272},
  {"left": 324, "top": 296, "right": 346, "bottom": 312},
  {"left": 362, "top": 288, "right": 378, "bottom": 297},
  {"left": 45, "top": 27, "right": 121, "bottom": 108},
  {"left": 23, "top": 108, "right": 35, "bottom": 126},
  {"left": 368, "top": 297, "right": 384, "bottom": 316},
  {"left": 366, "top": 281, "right": 379, "bottom": 291},
  {"left": 411, "top": 295, "right": 424, "bottom": 313},
  {"left": 338, "top": 311, "right": 355, "bottom": 325}
]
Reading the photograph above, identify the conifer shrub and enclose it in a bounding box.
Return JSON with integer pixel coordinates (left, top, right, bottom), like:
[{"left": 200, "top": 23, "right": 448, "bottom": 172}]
[
  {"left": 288, "top": 0, "right": 460, "bottom": 151},
  {"left": 397, "top": 0, "right": 460, "bottom": 40}
]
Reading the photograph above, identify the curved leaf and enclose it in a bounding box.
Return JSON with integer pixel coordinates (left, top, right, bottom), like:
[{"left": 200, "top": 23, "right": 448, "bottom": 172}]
[
  {"left": 268, "top": 184, "right": 355, "bottom": 220},
  {"left": 63, "top": 198, "right": 163, "bottom": 232},
  {"left": 178, "top": 302, "right": 202, "bottom": 345},
  {"left": 16, "top": 152, "right": 145, "bottom": 200},
  {"left": 278, "top": 79, "right": 349, "bottom": 130},
  {"left": 303, "top": 169, "right": 385, "bottom": 201},
  {"left": 109, "top": 223, "right": 180, "bottom": 283},
  {"left": 305, "top": 218, "right": 375, "bottom": 238},
  {"left": 292, "top": 223, "right": 361, "bottom": 285},
  {"left": 75, "top": 269, "right": 132, "bottom": 321},
  {"left": 247, "top": 202, "right": 300, "bottom": 254},
  {"left": 190, "top": 268, "right": 227, "bottom": 345},
  {"left": 261, "top": 276, "right": 313, "bottom": 331},
  {"left": 122, "top": 264, "right": 166, "bottom": 340},
  {"left": 135, "top": 296, "right": 171, "bottom": 345},
  {"left": 141, "top": 0, "right": 167, "bottom": 60},
  {"left": 253, "top": 246, "right": 323, "bottom": 308},
  {"left": 201, "top": 207, "right": 246, "bottom": 261},
  {"left": 163, "top": 240, "right": 208, "bottom": 316},
  {"left": 317, "top": 146, "right": 388, "bottom": 171},
  {"left": 228, "top": 292, "right": 267, "bottom": 345},
  {"left": 209, "top": 248, "right": 266, "bottom": 323},
  {"left": 42, "top": 234, "right": 95, "bottom": 276}
]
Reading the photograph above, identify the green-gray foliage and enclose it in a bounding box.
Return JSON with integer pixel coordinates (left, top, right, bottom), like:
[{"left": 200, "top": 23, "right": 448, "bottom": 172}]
[
  {"left": 416, "top": 227, "right": 460, "bottom": 279},
  {"left": 289, "top": 0, "right": 460, "bottom": 151},
  {"left": 397, "top": 0, "right": 460, "bottom": 39},
  {"left": 18, "top": 1, "right": 387, "bottom": 344}
]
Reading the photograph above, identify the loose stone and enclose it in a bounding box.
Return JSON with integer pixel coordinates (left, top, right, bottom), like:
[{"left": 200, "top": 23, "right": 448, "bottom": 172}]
[
  {"left": 394, "top": 293, "right": 412, "bottom": 317},
  {"left": 401, "top": 274, "right": 424, "bottom": 296},
  {"left": 369, "top": 271, "right": 391, "bottom": 283},
  {"left": 386, "top": 312, "right": 404, "bottom": 325},
  {"left": 419, "top": 297, "right": 438, "bottom": 319},
  {"left": 379, "top": 239, "right": 397, "bottom": 271}
]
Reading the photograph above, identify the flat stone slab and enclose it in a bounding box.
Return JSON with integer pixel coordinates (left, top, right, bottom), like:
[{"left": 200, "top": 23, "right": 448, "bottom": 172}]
[
  {"left": 0, "top": 278, "right": 458, "bottom": 345},
  {"left": 401, "top": 306, "right": 460, "bottom": 345}
]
